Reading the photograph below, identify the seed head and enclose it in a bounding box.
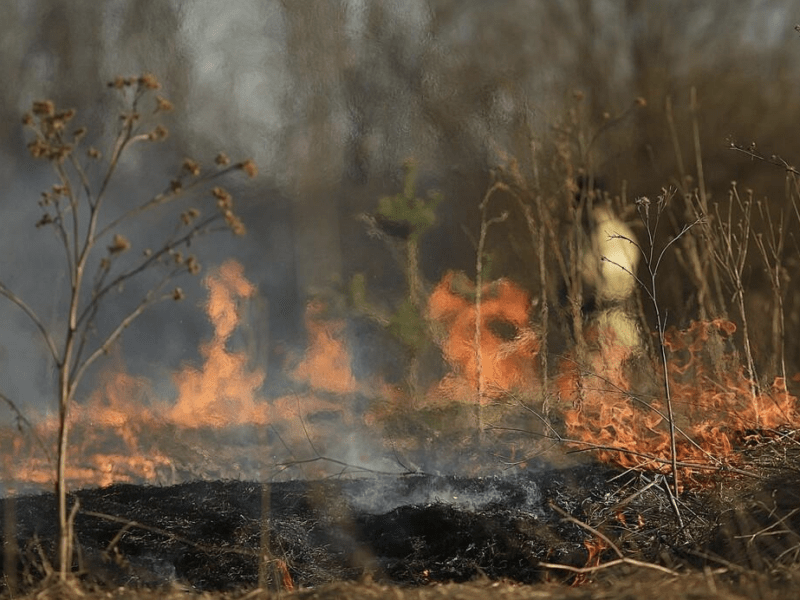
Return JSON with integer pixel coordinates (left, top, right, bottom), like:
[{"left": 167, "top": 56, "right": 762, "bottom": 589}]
[
  {"left": 154, "top": 96, "right": 173, "bottom": 113},
  {"left": 180, "top": 208, "right": 200, "bottom": 225},
  {"left": 32, "top": 100, "right": 55, "bottom": 117},
  {"left": 212, "top": 186, "right": 233, "bottom": 210},
  {"left": 148, "top": 125, "right": 169, "bottom": 141},
  {"left": 224, "top": 212, "right": 246, "bottom": 236},
  {"left": 182, "top": 158, "right": 201, "bottom": 176},
  {"left": 215, "top": 152, "right": 230, "bottom": 167},
  {"left": 108, "top": 234, "right": 131, "bottom": 254},
  {"left": 36, "top": 213, "right": 54, "bottom": 228},
  {"left": 28, "top": 140, "right": 49, "bottom": 159},
  {"left": 87, "top": 147, "right": 101, "bottom": 160},
  {"left": 172, "top": 287, "right": 185, "bottom": 301},
  {"left": 186, "top": 255, "right": 201, "bottom": 275},
  {"left": 138, "top": 73, "right": 161, "bottom": 90},
  {"left": 238, "top": 159, "right": 258, "bottom": 178}
]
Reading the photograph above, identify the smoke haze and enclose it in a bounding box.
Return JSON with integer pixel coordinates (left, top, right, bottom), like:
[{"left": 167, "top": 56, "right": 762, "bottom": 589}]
[{"left": 2, "top": 1, "right": 800, "bottom": 473}]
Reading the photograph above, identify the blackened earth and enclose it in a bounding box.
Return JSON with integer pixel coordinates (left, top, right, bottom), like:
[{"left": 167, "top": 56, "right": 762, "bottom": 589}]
[{"left": 2, "top": 462, "right": 798, "bottom": 594}]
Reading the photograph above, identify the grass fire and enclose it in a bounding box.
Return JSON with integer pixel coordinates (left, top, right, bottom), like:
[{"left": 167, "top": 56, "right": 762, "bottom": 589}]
[{"left": 4, "top": 4, "right": 800, "bottom": 600}]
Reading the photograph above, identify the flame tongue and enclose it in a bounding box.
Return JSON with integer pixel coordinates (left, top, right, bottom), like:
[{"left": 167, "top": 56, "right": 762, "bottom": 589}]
[
  {"left": 560, "top": 319, "right": 799, "bottom": 481},
  {"left": 168, "top": 260, "right": 267, "bottom": 427}
]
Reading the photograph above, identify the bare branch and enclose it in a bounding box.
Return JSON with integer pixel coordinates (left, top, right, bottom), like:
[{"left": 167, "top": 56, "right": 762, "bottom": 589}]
[{"left": 0, "top": 282, "right": 60, "bottom": 364}]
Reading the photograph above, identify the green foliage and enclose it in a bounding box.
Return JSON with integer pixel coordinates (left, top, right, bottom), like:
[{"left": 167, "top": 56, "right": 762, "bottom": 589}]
[
  {"left": 376, "top": 160, "right": 442, "bottom": 243},
  {"left": 388, "top": 297, "right": 429, "bottom": 353}
]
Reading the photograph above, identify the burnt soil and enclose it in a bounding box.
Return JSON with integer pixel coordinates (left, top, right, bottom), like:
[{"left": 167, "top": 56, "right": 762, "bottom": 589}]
[{"left": 3, "top": 453, "right": 800, "bottom": 597}]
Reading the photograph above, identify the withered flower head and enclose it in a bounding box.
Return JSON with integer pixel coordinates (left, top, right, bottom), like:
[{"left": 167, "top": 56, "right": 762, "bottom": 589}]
[
  {"left": 225, "top": 212, "right": 246, "bottom": 236},
  {"left": 173, "top": 250, "right": 184, "bottom": 265},
  {"left": 148, "top": 125, "right": 169, "bottom": 142},
  {"left": 215, "top": 152, "right": 230, "bottom": 166},
  {"left": 634, "top": 96, "right": 647, "bottom": 107},
  {"left": 51, "top": 144, "right": 74, "bottom": 162},
  {"left": 108, "top": 233, "right": 131, "bottom": 254},
  {"left": 172, "top": 287, "right": 185, "bottom": 301},
  {"left": 32, "top": 100, "right": 55, "bottom": 117},
  {"left": 186, "top": 255, "right": 201, "bottom": 275},
  {"left": 27, "top": 140, "right": 49, "bottom": 159},
  {"left": 238, "top": 159, "right": 258, "bottom": 178},
  {"left": 154, "top": 96, "right": 173, "bottom": 113},
  {"left": 108, "top": 76, "right": 126, "bottom": 89},
  {"left": 87, "top": 147, "right": 102, "bottom": 160},
  {"left": 120, "top": 112, "right": 140, "bottom": 126},
  {"left": 73, "top": 127, "right": 87, "bottom": 141},
  {"left": 22, "top": 113, "right": 33, "bottom": 126},
  {"left": 138, "top": 73, "right": 161, "bottom": 90},
  {"left": 182, "top": 158, "right": 201, "bottom": 176},
  {"left": 36, "top": 213, "right": 54, "bottom": 228},
  {"left": 212, "top": 186, "right": 233, "bottom": 210},
  {"left": 170, "top": 179, "right": 183, "bottom": 193},
  {"left": 180, "top": 208, "right": 200, "bottom": 225}
]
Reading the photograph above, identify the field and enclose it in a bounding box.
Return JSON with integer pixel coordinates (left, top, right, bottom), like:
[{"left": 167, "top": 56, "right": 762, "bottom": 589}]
[{"left": 4, "top": 3, "right": 800, "bottom": 599}]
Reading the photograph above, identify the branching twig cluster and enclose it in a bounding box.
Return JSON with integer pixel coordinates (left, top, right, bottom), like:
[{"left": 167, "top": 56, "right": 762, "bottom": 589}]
[{"left": 1, "top": 73, "right": 257, "bottom": 581}]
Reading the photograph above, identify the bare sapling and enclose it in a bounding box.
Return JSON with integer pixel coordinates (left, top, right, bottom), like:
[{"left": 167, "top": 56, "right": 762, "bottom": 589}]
[
  {"left": 0, "top": 73, "right": 256, "bottom": 581},
  {"left": 603, "top": 188, "right": 703, "bottom": 498}
]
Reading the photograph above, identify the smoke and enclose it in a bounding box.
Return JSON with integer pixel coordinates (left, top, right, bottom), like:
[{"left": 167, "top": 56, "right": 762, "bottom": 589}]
[{"left": 2, "top": 2, "right": 800, "bottom": 489}]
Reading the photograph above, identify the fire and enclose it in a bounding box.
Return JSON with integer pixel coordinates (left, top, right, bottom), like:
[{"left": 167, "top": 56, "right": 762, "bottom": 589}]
[
  {"left": 169, "top": 260, "right": 267, "bottom": 427},
  {"left": 427, "top": 272, "right": 539, "bottom": 403},
  {"left": 5, "top": 261, "right": 370, "bottom": 489},
  {"left": 5, "top": 258, "right": 797, "bottom": 492},
  {"left": 559, "top": 318, "right": 799, "bottom": 480},
  {"left": 290, "top": 299, "right": 357, "bottom": 394}
]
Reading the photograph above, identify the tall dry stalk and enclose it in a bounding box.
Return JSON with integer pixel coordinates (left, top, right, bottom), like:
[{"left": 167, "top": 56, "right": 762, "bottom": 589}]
[
  {"left": 474, "top": 178, "right": 508, "bottom": 413},
  {"left": 753, "top": 199, "right": 788, "bottom": 383},
  {"left": 605, "top": 189, "right": 703, "bottom": 498},
  {"left": 0, "top": 74, "right": 255, "bottom": 580},
  {"left": 708, "top": 183, "right": 760, "bottom": 419}
]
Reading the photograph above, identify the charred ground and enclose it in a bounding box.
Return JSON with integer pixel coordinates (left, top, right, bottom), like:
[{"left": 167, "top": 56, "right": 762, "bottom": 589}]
[{"left": 3, "top": 442, "right": 800, "bottom": 598}]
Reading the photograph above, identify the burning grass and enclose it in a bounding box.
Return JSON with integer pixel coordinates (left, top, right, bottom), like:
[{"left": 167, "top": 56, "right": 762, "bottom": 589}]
[{"left": 558, "top": 319, "right": 800, "bottom": 484}]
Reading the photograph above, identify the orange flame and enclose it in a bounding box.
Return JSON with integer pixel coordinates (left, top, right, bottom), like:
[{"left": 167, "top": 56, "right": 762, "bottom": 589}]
[
  {"left": 290, "top": 299, "right": 357, "bottom": 394},
  {"left": 168, "top": 260, "right": 268, "bottom": 427},
  {"left": 560, "top": 319, "right": 799, "bottom": 481},
  {"left": 428, "top": 272, "right": 539, "bottom": 402}
]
